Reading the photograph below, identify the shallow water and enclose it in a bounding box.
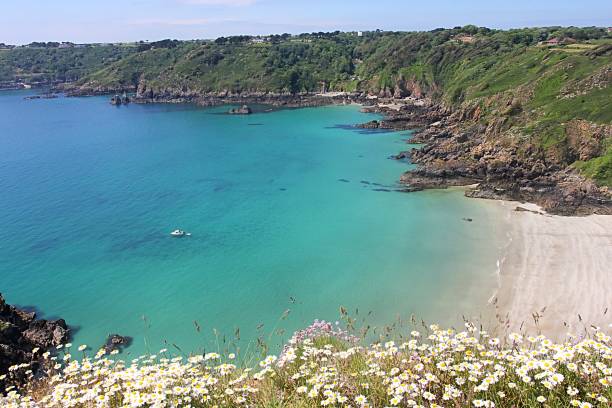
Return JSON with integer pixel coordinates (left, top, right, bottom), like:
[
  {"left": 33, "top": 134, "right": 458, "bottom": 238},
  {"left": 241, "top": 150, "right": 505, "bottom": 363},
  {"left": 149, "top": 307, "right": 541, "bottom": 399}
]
[{"left": 0, "top": 91, "right": 506, "bottom": 356}]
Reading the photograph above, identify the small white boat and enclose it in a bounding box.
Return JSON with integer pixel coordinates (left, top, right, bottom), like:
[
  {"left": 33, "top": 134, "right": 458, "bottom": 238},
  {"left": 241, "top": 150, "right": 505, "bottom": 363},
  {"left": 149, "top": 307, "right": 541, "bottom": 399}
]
[{"left": 170, "top": 229, "right": 191, "bottom": 237}]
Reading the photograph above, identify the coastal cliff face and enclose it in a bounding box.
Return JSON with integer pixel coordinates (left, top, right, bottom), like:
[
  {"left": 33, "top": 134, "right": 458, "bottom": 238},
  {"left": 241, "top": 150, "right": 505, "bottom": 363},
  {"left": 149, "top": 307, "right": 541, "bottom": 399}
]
[
  {"left": 364, "top": 98, "right": 611, "bottom": 215},
  {"left": 353, "top": 39, "right": 612, "bottom": 215},
  {"left": 398, "top": 104, "right": 611, "bottom": 215},
  {"left": 131, "top": 80, "right": 360, "bottom": 107},
  {"left": 0, "top": 294, "right": 69, "bottom": 391}
]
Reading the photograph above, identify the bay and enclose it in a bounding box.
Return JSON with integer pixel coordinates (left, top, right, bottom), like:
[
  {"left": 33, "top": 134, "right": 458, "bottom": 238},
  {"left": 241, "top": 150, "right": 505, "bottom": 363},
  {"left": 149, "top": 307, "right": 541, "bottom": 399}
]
[{"left": 0, "top": 91, "right": 505, "bottom": 356}]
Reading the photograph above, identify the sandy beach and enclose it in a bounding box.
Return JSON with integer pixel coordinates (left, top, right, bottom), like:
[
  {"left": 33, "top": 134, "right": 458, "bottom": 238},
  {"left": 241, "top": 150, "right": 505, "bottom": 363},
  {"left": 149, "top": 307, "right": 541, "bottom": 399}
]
[{"left": 492, "top": 201, "right": 612, "bottom": 340}]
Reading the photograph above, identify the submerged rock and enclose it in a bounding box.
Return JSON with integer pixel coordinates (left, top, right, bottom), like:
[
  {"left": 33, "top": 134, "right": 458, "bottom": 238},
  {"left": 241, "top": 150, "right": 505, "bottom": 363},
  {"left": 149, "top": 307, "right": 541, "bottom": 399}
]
[
  {"left": 104, "top": 334, "right": 132, "bottom": 353},
  {"left": 228, "top": 105, "right": 252, "bottom": 115},
  {"left": 24, "top": 94, "right": 57, "bottom": 100},
  {"left": 391, "top": 151, "right": 411, "bottom": 160},
  {"left": 357, "top": 120, "right": 380, "bottom": 129}
]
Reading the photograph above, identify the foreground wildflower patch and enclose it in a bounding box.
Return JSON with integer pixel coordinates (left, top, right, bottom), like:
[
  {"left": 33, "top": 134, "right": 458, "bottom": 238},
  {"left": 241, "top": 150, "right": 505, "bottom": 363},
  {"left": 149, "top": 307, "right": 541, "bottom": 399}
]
[{"left": 1, "top": 321, "right": 610, "bottom": 407}]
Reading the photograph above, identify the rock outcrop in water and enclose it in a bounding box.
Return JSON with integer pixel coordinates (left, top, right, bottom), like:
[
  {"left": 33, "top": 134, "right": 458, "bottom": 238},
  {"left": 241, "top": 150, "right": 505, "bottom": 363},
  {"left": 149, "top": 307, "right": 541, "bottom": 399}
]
[
  {"left": 228, "top": 105, "right": 252, "bottom": 115},
  {"left": 104, "top": 334, "right": 131, "bottom": 353},
  {"left": 23, "top": 94, "right": 58, "bottom": 100},
  {"left": 0, "top": 294, "right": 70, "bottom": 391},
  {"left": 110, "top": 93, "right": 131, "bottom": 106}
]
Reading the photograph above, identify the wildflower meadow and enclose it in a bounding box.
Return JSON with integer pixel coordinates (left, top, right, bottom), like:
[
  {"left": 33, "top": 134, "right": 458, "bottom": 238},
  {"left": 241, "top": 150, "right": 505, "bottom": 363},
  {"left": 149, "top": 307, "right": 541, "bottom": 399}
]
[{"left": 1, "top": 319, "right": 610, "bottom": 407}]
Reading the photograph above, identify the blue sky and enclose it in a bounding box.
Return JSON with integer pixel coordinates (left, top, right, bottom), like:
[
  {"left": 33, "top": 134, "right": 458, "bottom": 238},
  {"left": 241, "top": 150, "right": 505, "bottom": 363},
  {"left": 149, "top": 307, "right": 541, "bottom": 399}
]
[{"left": 1, "top": 0, "right": 611, "bottom": 44}]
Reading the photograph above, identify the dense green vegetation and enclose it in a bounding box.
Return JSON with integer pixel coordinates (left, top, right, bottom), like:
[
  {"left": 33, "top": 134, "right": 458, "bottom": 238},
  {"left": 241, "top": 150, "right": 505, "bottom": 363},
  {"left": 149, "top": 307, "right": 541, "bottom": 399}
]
[
  {"left": 1, "top": 26, "right": 610, "bottom": 184},
  {"left": 0, "top": 45, "right": 137, "bottom": 84},
  {"left": 1, "top": 27, "right": 608, "bottom": 95},
  {"left": 79, "top": 34, "right": 361, "bottom": 93},
  {"left": 574, "top": 147, "right": 612, "bottom": 187}
]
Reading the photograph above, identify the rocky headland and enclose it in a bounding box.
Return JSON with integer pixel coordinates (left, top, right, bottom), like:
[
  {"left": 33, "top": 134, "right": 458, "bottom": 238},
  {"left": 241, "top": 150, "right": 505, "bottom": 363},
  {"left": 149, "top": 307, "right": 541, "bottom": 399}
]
[
  {"left": 359, "top": 100, "right": 612, "bottom": 216},
  {"left": 0, "top": 294, "right": 70, "bottom": 391}
]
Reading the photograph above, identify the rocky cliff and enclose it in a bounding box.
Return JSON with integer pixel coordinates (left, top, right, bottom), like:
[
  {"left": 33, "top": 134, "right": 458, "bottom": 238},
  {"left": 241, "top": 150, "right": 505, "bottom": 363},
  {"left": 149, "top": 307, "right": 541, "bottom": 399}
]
[
  {"left": 363, "top": 101, "right": 611, "bottom": 215},
  {"left": 0, "top": 294, "right": 70, "bottom": 392}
]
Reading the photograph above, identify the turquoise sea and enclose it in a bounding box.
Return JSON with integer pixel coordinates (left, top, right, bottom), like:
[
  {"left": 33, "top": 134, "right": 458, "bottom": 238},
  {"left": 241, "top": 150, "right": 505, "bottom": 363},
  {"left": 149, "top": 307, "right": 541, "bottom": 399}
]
[{"left": 0, "top": 91, "right": 505, "bottom": 357}]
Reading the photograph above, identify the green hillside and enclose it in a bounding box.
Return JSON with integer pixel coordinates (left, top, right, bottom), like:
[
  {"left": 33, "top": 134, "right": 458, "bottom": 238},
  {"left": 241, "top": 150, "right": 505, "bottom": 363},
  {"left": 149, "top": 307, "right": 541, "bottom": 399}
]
[
  {"left": 81, "top": 34, "right": 360, "bottom": 93},
  {"left": 0, "top": 44, "right": 136, "bottom": 84}
]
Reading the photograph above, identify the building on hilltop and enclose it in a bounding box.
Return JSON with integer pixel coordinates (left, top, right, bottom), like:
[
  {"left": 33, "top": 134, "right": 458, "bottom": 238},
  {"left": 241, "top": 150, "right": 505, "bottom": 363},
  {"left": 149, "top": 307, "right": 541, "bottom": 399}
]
[{"left": 540, "top": 37, "right": 561, "bottom": 46}]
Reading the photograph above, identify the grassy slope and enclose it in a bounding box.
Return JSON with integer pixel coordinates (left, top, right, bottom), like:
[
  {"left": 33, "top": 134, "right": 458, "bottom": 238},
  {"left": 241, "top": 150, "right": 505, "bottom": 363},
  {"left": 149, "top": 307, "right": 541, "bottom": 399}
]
[
  {"left": 84, "top": 45, "right": 196, "bottom": 88},
  {"left": 354, "top": 34, "right": 612, "bottom": 185},
  {"left": 443, "top": 45, "right": 611, "bottom": 185}
]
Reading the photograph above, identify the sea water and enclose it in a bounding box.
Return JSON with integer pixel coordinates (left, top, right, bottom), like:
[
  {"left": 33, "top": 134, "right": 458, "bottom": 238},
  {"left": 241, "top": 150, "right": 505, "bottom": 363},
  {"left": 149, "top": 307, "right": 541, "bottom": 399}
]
[{"left": 0, "top": 91, "right": 505, "bottom": 356}]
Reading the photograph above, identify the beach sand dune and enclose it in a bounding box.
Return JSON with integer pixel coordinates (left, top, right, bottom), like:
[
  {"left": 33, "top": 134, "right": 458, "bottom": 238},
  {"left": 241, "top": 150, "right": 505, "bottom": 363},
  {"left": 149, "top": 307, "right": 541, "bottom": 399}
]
[{"left": 494, "top": 202, "right": 612, "bottom": 340}]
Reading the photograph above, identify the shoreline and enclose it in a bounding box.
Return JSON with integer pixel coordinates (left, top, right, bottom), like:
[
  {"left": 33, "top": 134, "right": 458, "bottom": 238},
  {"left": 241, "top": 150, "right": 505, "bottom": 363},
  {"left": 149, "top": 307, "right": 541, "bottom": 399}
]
[
  {"left": 13, "top": 90, "right": 612, "bottom": 340},
  {"left": 57, "top": 85, "right": 371, "bottom": 109},
  {"left": 490, "top": 200, "right": 612, "bottom": 340}
]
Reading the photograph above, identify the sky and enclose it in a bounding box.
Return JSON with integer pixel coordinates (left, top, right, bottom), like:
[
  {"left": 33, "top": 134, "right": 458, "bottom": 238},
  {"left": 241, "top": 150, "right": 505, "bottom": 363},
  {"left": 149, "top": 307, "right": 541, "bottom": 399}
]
[{"left": 1, "top": 0, "right": 611, "bottom": 44}]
